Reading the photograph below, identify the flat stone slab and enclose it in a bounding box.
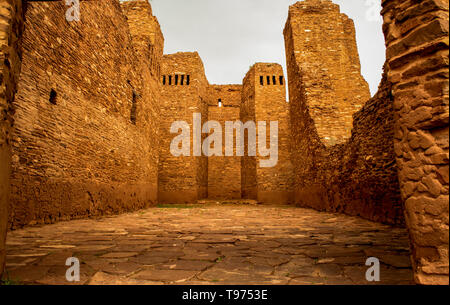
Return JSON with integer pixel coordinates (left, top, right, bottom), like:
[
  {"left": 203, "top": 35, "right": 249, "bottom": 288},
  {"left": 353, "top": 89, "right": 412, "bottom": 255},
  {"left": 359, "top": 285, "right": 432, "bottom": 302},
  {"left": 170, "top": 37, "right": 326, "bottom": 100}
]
[{"left": 3, "top": 205, "right": 414, "bottom": 285}]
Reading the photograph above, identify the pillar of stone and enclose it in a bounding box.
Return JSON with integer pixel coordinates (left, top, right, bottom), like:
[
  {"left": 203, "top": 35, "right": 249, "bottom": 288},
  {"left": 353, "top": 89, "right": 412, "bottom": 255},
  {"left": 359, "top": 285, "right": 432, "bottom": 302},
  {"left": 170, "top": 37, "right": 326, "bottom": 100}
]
[
  {"left": 241, "top": 63, "right": 294, "bottom": 204},
  {"left": 159, "top": 52, "right": 209, "bottom": 203},
  {"left": 382, "top": 0, "right": 449, "bottom": 284},
  {"left": 284, "top": 0, "right": 370, "bottom": 147},
  {"left": 0, "top": 0, "right": 23, "bottom": 279},
  {"left": 120, "top": 0, "right": 164, "bottom": 78}
]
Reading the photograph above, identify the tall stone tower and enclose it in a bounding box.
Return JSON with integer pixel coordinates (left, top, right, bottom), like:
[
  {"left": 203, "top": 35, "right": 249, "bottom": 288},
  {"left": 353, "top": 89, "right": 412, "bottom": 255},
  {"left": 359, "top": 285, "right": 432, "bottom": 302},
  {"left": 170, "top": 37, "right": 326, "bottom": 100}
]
[
  {"left": 120, "top": 0, "right": 164, "bottom": 78},
  {"left": 284, "top": 0, "right": 370, "bottom": 146},
  {"left": 241, "top": 63, "right": 294, "bottom": 204},
  {"left": 159, "top": 52, "right": 209, "bottom": 203}
]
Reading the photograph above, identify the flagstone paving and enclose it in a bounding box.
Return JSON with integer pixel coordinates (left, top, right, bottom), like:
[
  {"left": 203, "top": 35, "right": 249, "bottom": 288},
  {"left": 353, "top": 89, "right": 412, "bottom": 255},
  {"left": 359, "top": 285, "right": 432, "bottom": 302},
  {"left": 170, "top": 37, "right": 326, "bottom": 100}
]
[{"left": 2, "top": 204, "right": 414, "bottom": 285}]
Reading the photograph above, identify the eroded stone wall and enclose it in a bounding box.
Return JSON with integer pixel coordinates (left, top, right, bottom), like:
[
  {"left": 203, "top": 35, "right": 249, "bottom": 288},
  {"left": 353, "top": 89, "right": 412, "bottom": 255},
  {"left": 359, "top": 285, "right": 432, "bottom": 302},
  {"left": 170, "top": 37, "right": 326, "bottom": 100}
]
[
  {"left": 241, "top": 63, "right": 294, "bottom": 204},
  {"left": 159, "top": 52, "right": 209, "bottom": 203},
  {"left": 382, "top": 0, "right": 449, "bottom": 285},
  {"left": 0, "top": 0, "right": 22, "bottom": 279},
  {"left": 9, "top": 0, "right": 159, "bottom": 228},
  {"left": 241, "top": 67, "right": 257, "bottom": 200},
  {"left": 285, "top": 0, "right": 404, "bottom": 224},
  {"left": 120, "top": 0, "right": 164, "bottom": 79},
  {"left": 284, "top": 0, "right": 371, "bottom": 146},
  {"left": 206, "top": 85, "right": 242, "bottom": 200}
]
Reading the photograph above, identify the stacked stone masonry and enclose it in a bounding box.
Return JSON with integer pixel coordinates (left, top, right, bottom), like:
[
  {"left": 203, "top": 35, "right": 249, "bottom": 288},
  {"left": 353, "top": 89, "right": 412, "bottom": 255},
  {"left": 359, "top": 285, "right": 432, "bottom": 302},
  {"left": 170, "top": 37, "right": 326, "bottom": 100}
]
[
  {"left": 0, "top": 0, "right": 448, "bottom": 284},
  {"left": 381, "top": 0, "right": 449, "bottom": 285},
  {"left": 284, "top": 0, "right": 371, "bottom": 147},
  {"left": 8, "top": 0, "right": 160, "bottom": 229},
  {"left": 241, "top": 64, "right": 294, "bottom": 204},
  {"left": 206, "top": 85, "right": 242, "bottom": 200},
  {"left": 158, "top": 52, "right": 209, "bottom": 203},
  {"left": 0, "top": 0, "right": 23, "bottom": 280},
  {"left": 284, "top": 0, "right": 404, "bottom": 225}
]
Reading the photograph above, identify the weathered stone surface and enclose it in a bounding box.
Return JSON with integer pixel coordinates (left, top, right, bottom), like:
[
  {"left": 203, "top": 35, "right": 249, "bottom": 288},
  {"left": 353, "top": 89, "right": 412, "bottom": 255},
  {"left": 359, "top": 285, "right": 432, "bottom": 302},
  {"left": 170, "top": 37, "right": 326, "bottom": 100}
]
[
  {"left": 89, "top": 272, "right": 162, "bottom": 285},
  {"left": 8, "top": 0, "right": 160, "bottom": 229},
  {"left": 159, "top": 60, "right": 294, "bottom": 204},
  {"left": 207, "top": 85, "right": 242, "bottom": 200},
  {"left": 158, "top": 52, "right": 209, "bottom": 204},
  {"left": 382, "top": 0, "right": 449, "bottom": 285},
  {"left": 241, "top": 64, "right": 295, "bottom": 204},
  {"left": 0, "top": 0, "right": 446, "bottom": 286},
  {"left": 284, "top": 0, "right": 404, "bottom": 226},
  {"left": 3, "top": 205, "right": 413, "bottom": 285},
  {"left": 284, "top": 0, "right": 371, "bottom": 147},
  {"left": 0, "top": 0, "right": 23, "bottom": 280}
]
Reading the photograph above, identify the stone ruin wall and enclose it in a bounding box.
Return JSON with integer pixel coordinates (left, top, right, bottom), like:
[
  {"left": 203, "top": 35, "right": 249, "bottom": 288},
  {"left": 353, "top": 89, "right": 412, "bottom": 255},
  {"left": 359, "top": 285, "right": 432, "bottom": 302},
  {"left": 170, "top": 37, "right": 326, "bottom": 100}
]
[
  {"left": 8, "top": 0, "right": 160, "bottom": 229},
  {"left": 206, "top": 85, "right": 242, "bottom": 200},
  {"left": 120, "top": 0, "right": 164, "bottom": 79},
  {"left": 241, "top": 63, "right": 294, "bottom": 204},
  {"left": 0, "top": 0, "right": 447, "bottom": 284},
  {"left": 240, "top": 66, "right": 257, "bottom": 200},
  {"left": 159, "top": 60, "right": 295, "bottom": 204},
  {"left": 381, "top": 0, "right": 449, "bottom": 285},
  {"left": 284, "top": 0, "right": 404, "bottom": 225},
  {"left": 159, "top": 52, "right": 209, "bottom": 203},
  {"left": 285, "top": 0, "right": 371, "bottom": 147},
  {"left": 121, "top": 0, "right": 163, "bottom": 203},
  {"left": 0, "top": 0, "right": 23, "bottom": 280}
]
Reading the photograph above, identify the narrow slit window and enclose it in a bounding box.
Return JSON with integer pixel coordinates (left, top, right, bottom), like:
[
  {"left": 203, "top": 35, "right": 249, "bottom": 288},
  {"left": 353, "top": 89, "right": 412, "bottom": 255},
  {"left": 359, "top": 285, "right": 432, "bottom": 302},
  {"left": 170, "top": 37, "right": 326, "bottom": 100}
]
[
  {"left": 162, "top": 75, "right": 166, "bottom": 85},
  {"left": 169, "top": 75, "right": 172, "bottom": 85},
  {"left": 260, "top": 76, "right": 264, "bottom": 86},
  {"left": 266, "top": 76, "right": 270, "bottom": 85},
  {"left": 130, "top": 92, "right": 137, "bottom": 125},
  {"left": 218, "top": 99, "right": 223, "bottom": 107},
  {"left": 279, "top": 76, "right": 284, "bottom": 85},
  {"left": 175, "top": 75, "right": 179, "bottom": 85},
  {"left": 272, "top": 76, "right": 277, "bottom": 85},
  {"left": 49, "top": 89, "right": 57, "bottom": 105},
  {"left": 181, "top": 75, "right": 185, "bottom": 85},
  {"left": 186, "top": 75, "right": 190, "bottom": 85}
]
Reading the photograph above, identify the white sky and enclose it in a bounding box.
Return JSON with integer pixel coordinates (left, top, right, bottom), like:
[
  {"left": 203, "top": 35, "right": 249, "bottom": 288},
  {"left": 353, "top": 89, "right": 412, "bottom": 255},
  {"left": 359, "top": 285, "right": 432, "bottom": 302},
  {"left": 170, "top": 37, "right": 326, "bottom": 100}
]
[{"left": 150, "top": 0, "right": 385, "bottom": 96}]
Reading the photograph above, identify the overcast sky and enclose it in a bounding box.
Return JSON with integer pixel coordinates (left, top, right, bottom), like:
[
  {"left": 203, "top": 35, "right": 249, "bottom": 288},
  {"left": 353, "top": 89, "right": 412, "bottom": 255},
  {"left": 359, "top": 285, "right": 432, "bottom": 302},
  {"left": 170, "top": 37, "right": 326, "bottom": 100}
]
[{"left": 150, "top": 0, "right": 385, "bottom": 96}]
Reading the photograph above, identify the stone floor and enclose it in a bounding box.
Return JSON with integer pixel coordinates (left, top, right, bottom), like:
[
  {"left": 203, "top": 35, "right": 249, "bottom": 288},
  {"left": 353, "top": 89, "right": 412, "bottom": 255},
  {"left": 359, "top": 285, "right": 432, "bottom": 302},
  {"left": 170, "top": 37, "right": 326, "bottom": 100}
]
[{"left": 2, "top": 204, "right": 414, "bottom": 285}]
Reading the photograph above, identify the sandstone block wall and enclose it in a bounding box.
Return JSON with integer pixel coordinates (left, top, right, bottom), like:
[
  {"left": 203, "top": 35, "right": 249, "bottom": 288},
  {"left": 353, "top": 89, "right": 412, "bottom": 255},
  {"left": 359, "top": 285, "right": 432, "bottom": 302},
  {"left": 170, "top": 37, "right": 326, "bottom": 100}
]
[
  {"left": 284, "top": 0, "right": 404, "bottom": 224},
  {"left": 120, "top": 0, "right": 163, "bottom": 206},
  {"left": 120, "top": 0, "right": 164, "bottom": 79},
  {"left": 9, "top": 0, "right": 160, "bottom": 229},
  {"left": 0, "top": 0, "right": 22, "bottom": 279},
  {"left": 284, "top": 0, "right": 371, "bottom": 147},
  {"left": 381, "top": 0, "right": 449, "bottom": 284},
  {"left": 241, "top": 67, "right": 257, "bottom": 200},
  {"left": 241, "top": 63, "right": 294, "bottom": 204},
  {"left": 206, "top": 85, "right": 242, "bottom": 200},
  {"left": 159, "top": 52, "right": 209, "bottom": 203}
]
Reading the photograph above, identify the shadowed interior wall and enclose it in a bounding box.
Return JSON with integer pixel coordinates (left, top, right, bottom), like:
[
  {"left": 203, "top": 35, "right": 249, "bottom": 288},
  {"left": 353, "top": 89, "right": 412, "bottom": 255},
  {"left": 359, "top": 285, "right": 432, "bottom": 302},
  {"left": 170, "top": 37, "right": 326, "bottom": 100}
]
[
  {"left": 381, "top": 0, "right": 449, "bottom": 285},
  {"left": 8, "top": 0, "right": 160, "bottom": 229},
  {"left": 0, "top": 0, "right": 23, "bottom": 279}
]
